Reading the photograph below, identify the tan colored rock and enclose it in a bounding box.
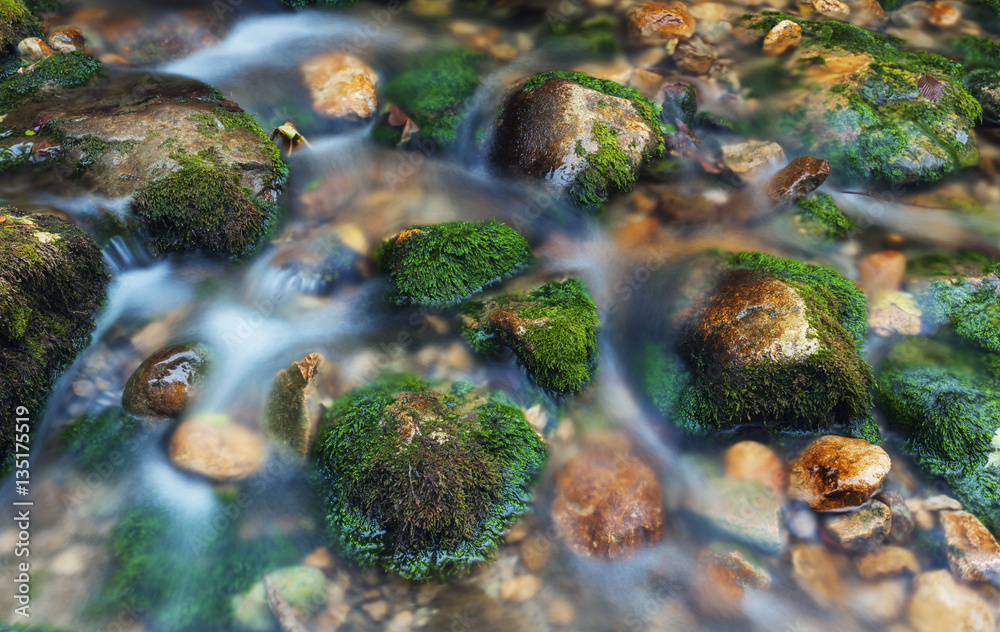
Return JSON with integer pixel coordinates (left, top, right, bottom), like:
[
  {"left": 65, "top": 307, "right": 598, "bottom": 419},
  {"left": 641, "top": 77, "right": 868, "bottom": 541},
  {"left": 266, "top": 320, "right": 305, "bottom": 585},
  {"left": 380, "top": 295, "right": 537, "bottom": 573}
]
[
  {"left": 822, "top": 500, "right": 891, "bottom": 551},
  {"left": 791, "top": 543, "right": 847, "bottom": 607},
  {"left": 845, "top": 579, "right": 908, "bottom": 625},
  {"left": 788, "top": 435, "right": 891, "bottom": 511},
  {"left": 17, "top": 37, "right": 53, "bottom": 63},
  {"left": 868, "top": 291, "right": 922, "bottom": 337},
  {"left": 689, "top": 550, "right": 770, "bottom": 619},
  {"left": 928, "top": 1, "right": 961, "bottom": 26},
  {"left": 683, "top": 476, "right": 785, "bottom": 554},
  {"left": 301, "top": 51, "right": 378, "bottom": 120},
  {"left": 723, "top": 440, "right": 786, "bottom": 497},
  {"left": 500, "top": 574, "right": 541, "bottom": 602},
  {"left": 940, "top": 510, "right": 1000, "bottom": 583},
  {"left": 855, "top": 546, "right": 920, "bottom": 580},
  {"left": 763, "top": 20, "right": 802, "bottom": 55},
  {"left": 720, "top": 140, "right": 785, "bottom": 182},
  {"left": 169, "top": 415, "right": 267, "bottom": 481},
  {"left": 549, "top": 598, "right": 576, "bottom": 625},
  {"left": 674, "top": 37, "right": 715, "bottom": 75},
  {"left": 859, "top": 250, "right": 906, "bottom": 295},
  {"left": 47, "top": 26, "right": 86, "bottom": 53},
  {"left": 627, "top": 1, "right": 696, "bottom": 45},
  {"left": 551, "top": 446, "right": 665, "bottom": 559},
  {"left": 907, "top": 570, "right": 994, "bottom": 632},
  {"left": 812, "top": 0, "right": 850, "bottom": 15},
  {"left": 520, "top": 534, "right": 552, "bottom": 571}
]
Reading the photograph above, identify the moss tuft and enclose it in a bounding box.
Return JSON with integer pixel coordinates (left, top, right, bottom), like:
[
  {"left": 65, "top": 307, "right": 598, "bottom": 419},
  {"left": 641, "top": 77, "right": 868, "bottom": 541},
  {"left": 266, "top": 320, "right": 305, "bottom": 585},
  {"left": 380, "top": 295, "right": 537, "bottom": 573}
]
[
  {"left": 378, "top": 48, "right": 489, "bottom": 148},
  {"left": 923, "top": 273, "right": 1000, "bottom": 353},
  {"left": 463, "top": 278, "right": 599, "bottom": 396},
  {"left": 792, "top": 192, "right": 853, "bottom": 240},
  {"left": 0, "top": 52, "right": 100, "bottom": 110},
  {"left": 131, "top": 149, "right": 280, "bottom": 259},
  {"left": 0, "top": 0, "right": 38, "bottom": 53},
  {"left": 312, "top": 375, "right": 548, "bottom": 581},
  {"left": 376, "top": 219, "right": 533, "bottom": 306}
]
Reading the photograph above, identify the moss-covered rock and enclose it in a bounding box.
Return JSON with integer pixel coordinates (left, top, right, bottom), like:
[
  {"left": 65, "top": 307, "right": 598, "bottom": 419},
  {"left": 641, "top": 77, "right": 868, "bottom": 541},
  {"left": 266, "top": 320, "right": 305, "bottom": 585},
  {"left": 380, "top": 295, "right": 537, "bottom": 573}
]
[
  {"left": 792, "top": 191, "right": 853, "bottom": 241},
  {"left": 0, "top": 72, "right": 286, "bottom": 258},
  {"left": 313, "top": 375, "right": 548, "bottom": 581},
  {"left": 0, "top": 207, "right": 108, "bottom": 474},
  {"left": 966, "top": 69, "right": 1000, "bottom": 125},
  {"left": 739, "top": 12, "right": 982, "bottom": 185},
  {"left": 0, "top": 51, "right": 99, "bottom": 109},
  {"left": 0, "top": 0, "right": 38, "bottom": 65},
  {"left": 489, "top": 71, "right": 664, "bottom": 211},
  {"left": 462, "top": 278, "right": 599, "bottom": 396},
  {"left": 375, "top": 48, "right": 489, "bottom": 149},
  {"left": 263, "top": 353, "right": 321, "bottom": 455},
  {"left": 923, "top": 272, "right": 1000, "bottom": 353},
  {"left": 641, "top": 251, "right": 875, "bottom": 439},
  {"left": 102, "top": 500, "right": 301, "bottom": 632},
  {"left": 878, "top": 337, "right": 1000, "bottom": 534},
  {"left": 376, "top": 220, "right": 533, "bottom": 306},
  {"left": 231, "top": 565, "right": 327, "bottom": 632}
]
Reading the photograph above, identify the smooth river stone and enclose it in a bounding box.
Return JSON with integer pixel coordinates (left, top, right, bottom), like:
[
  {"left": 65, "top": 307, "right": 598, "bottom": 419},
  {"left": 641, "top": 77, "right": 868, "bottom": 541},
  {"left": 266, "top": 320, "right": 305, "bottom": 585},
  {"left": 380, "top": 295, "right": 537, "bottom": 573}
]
[
  {"left": 551, "top": 446, "right": 665, "bottom": 559},
  {"left": 684, "top": 476, "right": 786, "bottom": 554},
  {"left": 940, "top": 510, "right": 1000, "bottom": 583},
  {"left": 822, "top": 500, "right": 891, "bottom": 551},
  {"left": 788, "top": 435, "right": 891, "bottom": 512},
  {"left": 169, "top": 416, "right": 266, "bottom": 481},
  {"left": 122, "top": 343, "right": 209, "bottom": 421},
  {"left": 906, "top": 570, "right": 994, "bottom": 632}
]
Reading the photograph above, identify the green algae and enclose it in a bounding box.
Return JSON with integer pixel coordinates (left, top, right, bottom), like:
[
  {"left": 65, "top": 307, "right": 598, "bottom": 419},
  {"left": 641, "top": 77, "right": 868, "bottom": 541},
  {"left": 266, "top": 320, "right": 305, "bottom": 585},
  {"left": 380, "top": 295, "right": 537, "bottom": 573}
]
[{"left": 0, "top": 52, "right": 100, "bottom": 111}]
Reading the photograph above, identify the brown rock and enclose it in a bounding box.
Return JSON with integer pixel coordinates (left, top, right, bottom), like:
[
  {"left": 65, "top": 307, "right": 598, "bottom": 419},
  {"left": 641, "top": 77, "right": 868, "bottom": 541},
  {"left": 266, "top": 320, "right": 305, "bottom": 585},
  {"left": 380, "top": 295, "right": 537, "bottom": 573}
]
[
  {"left": 47, "top": 26, "right": 86, "bottom": 53},
  {"left": 499, "top": 574, "right": 541, "bottom": 602},
  {"left": 723, "top": 440, "right": 787, "bottom": 497},
  {"left": 689, "top": 550, "right": 770, "bottom": 619},
  {"left": 17, "top": 37, "right": 53, "bottom": 63},
  {"left": 855, "top": 546, "right": 921, "bottom": 580},
  {"left": 720, "top": 140, "right": 784, "bottom": 182},
  {"left": 791, "top": 543, "right": 848, "bottom": 607},
  {"left": 301, "top": 51, "right": 378, "bottom": 120},
  {"left": 169, "top": 415, "right": 266, "bottom": 481},
  {"left": 122, "top": 343, "right": 209, "bottom": 421},
  {"left": 940, "top": 510, "right": 1000, "bottom": 583},
  {"left": 907, "top": 570, "right": 995, "bottom": 632},
  {"left": 690, "top": 270, "right": 820, "bottom": 367},
  {"left": 683, "top": 476, "right": 785, "bottom": 554},
  {"left": 788, "top": 435, "right": 891, "bottom": 511},
  {"left": 263, "top": 353, "right": 322, "bottom": 455},
  {"left": 627, "top": 1, "right": 696, "bottom": 45},
  {"left": 765, "top": 156, "right": 831, "bottom": 203},
  {"left": 674, "top": 37, "right": 715, "bottom": 75},
  {"left": 868, "top": 291, "right": 922, "bottom": 337},
  {"left": 859, "top": 250, "right": 906, "bottom": 295},
  {"left": 822, "top": 500, "right": 891, "bottom": 551},
  {"left": 845, "top": 579, "right": 908, "bottom": 625},
  {"left": 763, "top": 20, "right": 802, "bottom": 56},
  {"left": 551, "top": 446, "right": 665, "bottom": 559},
  {"left": 520, "top": 534, "right": 552, "bottom": 571},
  {"left": 928, "top": 1, "right": 961, "bottom": 26}
]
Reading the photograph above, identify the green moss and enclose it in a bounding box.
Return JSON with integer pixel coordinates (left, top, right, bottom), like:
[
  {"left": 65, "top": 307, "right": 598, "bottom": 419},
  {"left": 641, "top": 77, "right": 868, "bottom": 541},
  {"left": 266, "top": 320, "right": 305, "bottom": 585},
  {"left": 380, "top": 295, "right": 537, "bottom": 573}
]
[
  {"left": 100, "top": 500, "right": 301, "bottom": 631},
  {"left": 60, "top": 409, "right": 139, "bottom": 471},
  {"left": 313, "top": 375, "right": 548, "bottom": 581},
  {"left": 642, "top": 252, "right": 875, "bottom": 437},
  {"left": 792, "top": 192, "right": 853, "bottom": 241},
  {"left": 545, "top": 12, "right": 620, "bottom": 56},
  {"left": 0, "top": 208, "right": 109, "bottom": 475},
  {"left": 878, "top": 337, "right": 1000, "bottom": 533},
  {"left": 0, "top": 0, "right": 37, "bottom": 52},
  {"left": 378, "top": 49, "right": 489, "bottom": 148},
  {"left": 131, "top": 149, "right": 280, "bottom": 259},
  {"left": 950, "top": 35, "right": 1000, "bottom": 70},
  {"left": 569, "top": 121, "right": 639, "bottom": 210},
  {"left": 923, "top": 273, "right": 1000, "bottom": 353},
  {"left": 463, "top": 278, "right": 599, "bottom": 396},
  {"left": 0, "top": 52, "right": 100, "bottom": 111},
  {"left": 907, "top": 248, "right": 996, "bottom": 278},
  {"left": 966, "top": 69, "right": 1000, "bottom": 124},
  {"left": 376, "top": 219, "right": 533, "bottom": 306}
]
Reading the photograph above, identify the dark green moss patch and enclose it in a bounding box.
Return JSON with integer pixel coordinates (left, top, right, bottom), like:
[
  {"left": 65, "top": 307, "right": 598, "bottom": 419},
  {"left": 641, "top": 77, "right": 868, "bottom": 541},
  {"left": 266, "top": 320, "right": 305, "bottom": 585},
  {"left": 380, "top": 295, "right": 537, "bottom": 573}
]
[
  {"left": 544, "top": 12, "right": 620, "bottom": 56},
  {"left": 792, "top": 192, "right": 853, "bottom": 240},
  {"left": 907, "top": 248, "right": 996, "bottom": 278},
  {"left": 131, "top": 149, "right": 279, "bottom": 259},
  {"left": 0, "top": 0, "right": 38, "bottom": 54},
  {"left": 378, "top": 48, "right": 489, "bottom": 148},
  {"left": 376, "top": 219, "right": 533, "bottom": 306},
  {"left": 313, "top": 375, "right": 548, "bottom": 581},
  {"left": 0, "top": 207, "right": 109, "bottom": 474},
  {"left": 0, "top": 52, "right": 100, "bottom": 111},
  {"left": 463, "top": 278, "right": 599, "bottom": 396},
  {"left": 923, "top": 273, "right": 1000, "bottom": 353},
  {"left": 61, "top": 409, "right": 139, "bottom": 472}
]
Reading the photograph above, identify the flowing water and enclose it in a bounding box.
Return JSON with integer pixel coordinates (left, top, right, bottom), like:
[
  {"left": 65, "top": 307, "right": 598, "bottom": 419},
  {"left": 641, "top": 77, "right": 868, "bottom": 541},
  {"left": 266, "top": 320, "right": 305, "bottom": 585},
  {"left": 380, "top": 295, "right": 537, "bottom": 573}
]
[{"left": 3, "top": 0, "right": 1000, "bottom": 630}]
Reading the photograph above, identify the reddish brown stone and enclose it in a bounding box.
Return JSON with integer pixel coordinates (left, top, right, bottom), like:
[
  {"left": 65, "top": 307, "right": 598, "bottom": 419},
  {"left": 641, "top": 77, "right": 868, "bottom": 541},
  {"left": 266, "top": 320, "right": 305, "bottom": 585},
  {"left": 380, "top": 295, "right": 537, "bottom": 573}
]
[
  {"left": 551, "top": 446, "right": 665, "bottom": 559},
  {"left": 690, "top": 550, "right": 770, "bottom": 619},
  {"left": 47, "top": 26, "right": 86, "bottom": 53},
  {"left": 765, "top": 156, "right": 831, "bottom": 203},
  {"left": 300, "top": 51, "right": 378, "bottom": 120},
  {"left": 627, "top": 2, "right": 696, "bottom": 45},
  {"left": 788, "top": 435, "right": 891, "bottom": 511},
  {"left": 122, "top": 343, "right": 209, "bottom": 420},
  {"left": 858, "top": 250, "right": 906, "bottom": 295},
  {"left": 723, "top": 440, "right": 787, "bottom": 497},
  {"left": 940, "top": 510, "right": 1000, "bottom": 583}
]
